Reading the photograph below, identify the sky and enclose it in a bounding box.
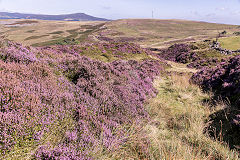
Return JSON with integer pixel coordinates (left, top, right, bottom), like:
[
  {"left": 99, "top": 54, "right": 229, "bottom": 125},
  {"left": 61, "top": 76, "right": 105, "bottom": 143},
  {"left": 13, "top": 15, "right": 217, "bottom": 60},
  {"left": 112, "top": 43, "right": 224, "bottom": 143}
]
[{"left": 0, "top": 0, "right": 240, "bottom": 25}]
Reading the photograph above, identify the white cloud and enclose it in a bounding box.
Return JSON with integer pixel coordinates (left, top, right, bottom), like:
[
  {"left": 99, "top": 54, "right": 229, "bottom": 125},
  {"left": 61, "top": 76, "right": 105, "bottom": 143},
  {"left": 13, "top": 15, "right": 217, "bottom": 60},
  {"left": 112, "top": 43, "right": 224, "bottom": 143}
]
[{"left": 216, "top": 7, "right": 227, "bottom": 11}]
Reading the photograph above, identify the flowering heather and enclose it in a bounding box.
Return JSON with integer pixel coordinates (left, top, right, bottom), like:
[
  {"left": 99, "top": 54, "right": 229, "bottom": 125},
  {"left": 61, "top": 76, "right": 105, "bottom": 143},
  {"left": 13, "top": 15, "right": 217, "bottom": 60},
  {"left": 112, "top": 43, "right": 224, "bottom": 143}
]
[
  {"left": 191, "top": 55, "right": 240, "bottom": 106},
  {"left": 157, "top": 44, "right": 192, "bottom": 62},
  {"left": 156, "top": 43, "right": 227, "bottom": 69},
  {"left": 0, "top": 39, "right": 164, "bottom": 159},
  {"left": 0, "top": 41, "right": 37, "bottom": 64}
]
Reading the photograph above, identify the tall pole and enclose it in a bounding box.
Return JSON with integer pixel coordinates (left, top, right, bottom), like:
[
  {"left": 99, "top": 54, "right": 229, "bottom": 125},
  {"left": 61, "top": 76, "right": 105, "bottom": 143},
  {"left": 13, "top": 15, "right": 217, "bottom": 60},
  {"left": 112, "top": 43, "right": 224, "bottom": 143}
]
[{"left": 152, "top": 11, "right": 154, "bottom": 19}]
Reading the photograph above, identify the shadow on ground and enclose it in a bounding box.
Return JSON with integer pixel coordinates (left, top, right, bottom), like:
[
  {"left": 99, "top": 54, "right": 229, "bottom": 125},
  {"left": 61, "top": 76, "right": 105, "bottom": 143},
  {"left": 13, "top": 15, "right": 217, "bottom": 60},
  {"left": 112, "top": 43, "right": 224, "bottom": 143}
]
[{"left": 206, "top": 104, "right": 240, "bottom": 151}]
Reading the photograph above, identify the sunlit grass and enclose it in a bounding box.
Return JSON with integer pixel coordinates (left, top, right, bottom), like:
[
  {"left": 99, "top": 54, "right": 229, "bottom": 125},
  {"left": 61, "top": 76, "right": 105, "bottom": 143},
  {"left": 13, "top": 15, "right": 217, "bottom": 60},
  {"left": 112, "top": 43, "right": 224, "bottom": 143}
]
[{"left": 219, "top": 36, "right": 240, "bottom": 50}]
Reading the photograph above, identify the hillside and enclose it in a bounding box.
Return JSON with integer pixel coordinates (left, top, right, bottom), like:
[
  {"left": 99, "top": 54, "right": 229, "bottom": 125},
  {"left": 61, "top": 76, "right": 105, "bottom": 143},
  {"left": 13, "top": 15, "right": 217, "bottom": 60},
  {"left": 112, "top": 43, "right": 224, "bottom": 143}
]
[
  {"left": 0, "top": 12, "right": 109, "bottom": 21},
  {"left": 95, "top": 19, "right": 239, "bottom": 48},
  {"left": 1, "top": 18, "right": 239, "bottom": 48}
]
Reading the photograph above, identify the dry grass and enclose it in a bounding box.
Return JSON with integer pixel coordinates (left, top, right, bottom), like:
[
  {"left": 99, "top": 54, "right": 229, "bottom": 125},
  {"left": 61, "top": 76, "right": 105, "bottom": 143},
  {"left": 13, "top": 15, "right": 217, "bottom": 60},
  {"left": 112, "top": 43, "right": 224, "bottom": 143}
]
[
  {"left": 0, "top": 19, "right": 105, "bottom": 46},
  {"left": 167, "top": 61, "right": 197, "bottom": 73}
]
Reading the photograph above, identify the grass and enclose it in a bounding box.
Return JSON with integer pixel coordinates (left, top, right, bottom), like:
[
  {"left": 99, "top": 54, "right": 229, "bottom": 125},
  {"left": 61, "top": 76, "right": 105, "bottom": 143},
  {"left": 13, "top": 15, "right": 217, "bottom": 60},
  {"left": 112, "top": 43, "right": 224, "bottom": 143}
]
[
  {"left": 24, "top": 35, "right": 49, "bottom": 41},
  {"left": 75, "top": 45, "right": 152, "bottom": 63},
  {"left": 144, "top": 72, "right": 234, "bottom": 159},
  {"left": 49, "top": 31, "right": 64, "bottom": 35},
  {"left": 6, "top": 20, "right": 38, "bottom": 26},
  {"left": 25, "top": 30, "right": 35, "bottom": 33},
  {"left": 32, "top": 23, "right": 106, "bottom": 46},
  {"left": 219, "top": 36, "right": 240, "bottom": 50},
  {"left": 94, "top": 62, "right": 239, "bottom": 159}
]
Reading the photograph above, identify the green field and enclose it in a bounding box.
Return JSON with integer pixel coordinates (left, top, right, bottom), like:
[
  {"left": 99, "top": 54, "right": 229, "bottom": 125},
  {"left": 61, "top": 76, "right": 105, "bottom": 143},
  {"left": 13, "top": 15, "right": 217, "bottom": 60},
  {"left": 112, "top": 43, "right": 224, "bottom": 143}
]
[{"left": 219, "top": 36, "right": 240, "bottom": 50}]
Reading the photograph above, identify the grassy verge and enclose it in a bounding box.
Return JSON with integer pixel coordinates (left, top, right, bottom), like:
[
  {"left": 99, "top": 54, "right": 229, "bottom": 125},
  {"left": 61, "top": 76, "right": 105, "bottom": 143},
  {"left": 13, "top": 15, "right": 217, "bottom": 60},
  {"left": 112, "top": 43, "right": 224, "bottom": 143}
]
[{"left": 144, "top": 72, "right": 238, "bottom": 159}]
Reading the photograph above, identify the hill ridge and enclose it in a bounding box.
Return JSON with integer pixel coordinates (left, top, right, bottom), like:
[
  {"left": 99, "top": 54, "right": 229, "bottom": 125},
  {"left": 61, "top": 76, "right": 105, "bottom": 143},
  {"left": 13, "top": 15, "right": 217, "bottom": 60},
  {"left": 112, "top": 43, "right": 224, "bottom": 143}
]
[{"left": 0, "top": 12, "right": 110, "bottom": 21}]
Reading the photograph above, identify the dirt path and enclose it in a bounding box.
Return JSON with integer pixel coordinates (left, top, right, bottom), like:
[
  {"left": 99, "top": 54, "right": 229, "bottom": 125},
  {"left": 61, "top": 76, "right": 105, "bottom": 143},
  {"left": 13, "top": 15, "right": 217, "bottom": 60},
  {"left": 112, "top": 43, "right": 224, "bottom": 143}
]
[
  {"left": 166, "top": 61, "right": 197, "bottom": 73},
  {"left": 141, "top": 35, "right": 210, "bottom": 49}
]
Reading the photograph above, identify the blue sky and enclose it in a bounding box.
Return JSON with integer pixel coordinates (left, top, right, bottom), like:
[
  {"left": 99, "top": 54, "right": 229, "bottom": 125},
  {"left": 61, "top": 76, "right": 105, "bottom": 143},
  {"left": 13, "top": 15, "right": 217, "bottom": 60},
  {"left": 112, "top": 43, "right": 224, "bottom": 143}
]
[{"left": 0, "top": 0, "right": 240, "bottom": 24}]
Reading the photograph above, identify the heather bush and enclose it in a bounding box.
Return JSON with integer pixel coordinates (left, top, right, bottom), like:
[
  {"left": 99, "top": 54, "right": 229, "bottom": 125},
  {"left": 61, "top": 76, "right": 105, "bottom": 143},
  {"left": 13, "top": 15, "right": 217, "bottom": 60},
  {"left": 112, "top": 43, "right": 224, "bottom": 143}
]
[
  {"left": 156, "top": 43, "right": 228, "bottom": 69},
  {"left": 191, "top": 55, "right": 240, "bottom": 106},
  {"left": 157, "top": 43, "right": 192, "bottom": 62},
  {"left": 0, "top": 41, "right": 37, "bottom": 64},
  {"left": 0, "top": 60, "right": 75, "bottom": 156},
  {"left": 155, "top": 43, "right": 203, "bottom": 67},
  {"left": 0, "top": 40, "right": 164, "bottom": 159},
  {"left": 187, "top": 58, "right": 227, "bottom": 69},
  {"left": 53, "top": 56, "right": 163, "bottom": 158}
]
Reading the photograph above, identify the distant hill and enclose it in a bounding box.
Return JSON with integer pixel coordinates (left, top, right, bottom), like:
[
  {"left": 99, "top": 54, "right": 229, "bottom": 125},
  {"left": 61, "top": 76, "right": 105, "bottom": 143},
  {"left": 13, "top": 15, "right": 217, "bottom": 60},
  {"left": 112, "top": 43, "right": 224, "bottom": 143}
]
[
  {"left": 97, "top": 19, "right": 238, "bottom": 48},
  {"left": 0, "top": 12, "right": 109, "bottom": 21}
]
